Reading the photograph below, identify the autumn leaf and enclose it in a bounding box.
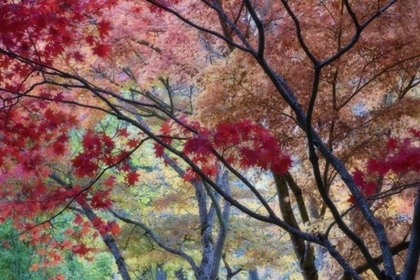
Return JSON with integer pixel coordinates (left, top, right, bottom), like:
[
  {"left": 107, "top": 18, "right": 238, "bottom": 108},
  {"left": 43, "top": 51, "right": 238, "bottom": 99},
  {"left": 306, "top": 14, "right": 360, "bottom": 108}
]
[
  {"left": 29, "top": 263, "right": 41, "bottom": 272},
  {"left": 80, "top": 224, "right": 91, "bottom": 235},
  {"left": 60, "top": 240, "right": 73, "bottom": 249},
  {"left": 154, "top": 143, "right": 165, "bottom": 157},
  {"left": 117, "top": 127, "right": 130, "bottom": 137},
  {"left": 386, "top": 138, "right": 398, "bottom": 150},
  {"left": 91, "top": 216, "right": 104, "bottom": 228},
  {"left": 161, "top": 121, "right": 171, "bottom": 134},
  {"left": 127, "top": 138, "right": 139, "bottom": 149},
  {"left": 183, "top": 168, "right": 198, "bottom": 182},
  {"left": 92, "top": 44, "right": 111, "bottom": 57},
  {"left": 183, "top": 131, "right": 212, "bottom": 157},
  {"left": 109, "top": 222, "right": 121, "bottom": 235},
  {"left": 72, "top": 154, "right": 99, "bottom": 177},
  {"left": 39, "top": 233, "right": 51, "bottom": 244},
  {"left": 97, "top": 20, "right": 113, "bottom": 39},
  {"left": 126, "top": 171, "right": 140, "bottom": 186},
  {"left": 91, "top": 189, "right": 113, "bottom": 209},
  {"left": 72, "top": 244, "right": 90, "bottom": 256},
  {"left": 49, "top": 274, "right": 65, "bottom": 280},
  {"left": 104, "top": 176, "right": 116, "bottom": 187},
  {"left": 1, "top": 0, "right": 419, "bottom": 278},
  {"left": 74, "top": 214, "right": 84, "bottom": 225},
  {"left": 72, "top": 51, "right": 84, "bottom": 62}
]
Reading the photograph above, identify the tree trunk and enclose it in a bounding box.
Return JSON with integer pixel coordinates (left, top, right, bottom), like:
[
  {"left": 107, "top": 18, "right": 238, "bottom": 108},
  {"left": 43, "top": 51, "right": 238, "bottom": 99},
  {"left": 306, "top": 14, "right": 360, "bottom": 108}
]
[
  {"left": 175, "top": 269, "right": 186, "bottom": 280},
  {"left": 274, "top": 174, "right": 318, "bottom": 280},
  {"left": 209, "top": 170, "right": 231, "bottom": 280},
  {"left": 248, "top": 269, "right": 259, "bottom": 280},
  {"left": 156, "top": 264, "right": 167, "bottom": 280},
  {"left": 81, "top": 205, "right": 131, "bottom": 280}
]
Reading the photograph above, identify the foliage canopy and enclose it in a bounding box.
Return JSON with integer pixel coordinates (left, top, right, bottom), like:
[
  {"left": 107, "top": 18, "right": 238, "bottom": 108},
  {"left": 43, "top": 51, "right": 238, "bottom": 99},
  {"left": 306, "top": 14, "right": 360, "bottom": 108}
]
[{"left": 1, "top": 0, "right": 420, "bottom": 279}]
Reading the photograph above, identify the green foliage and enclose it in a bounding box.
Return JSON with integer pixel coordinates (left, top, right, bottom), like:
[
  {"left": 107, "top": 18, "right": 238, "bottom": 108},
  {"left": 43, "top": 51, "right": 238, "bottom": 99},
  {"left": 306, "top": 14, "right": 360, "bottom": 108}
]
[
  {"left": 0, "top": 219, "right": 114, "bottom": 280},
  {"left": 56, "top": 253, "right": 114, "bottom": 280},
  {"left": 0, "top": 220, "right": 44, "bottom": 280}
]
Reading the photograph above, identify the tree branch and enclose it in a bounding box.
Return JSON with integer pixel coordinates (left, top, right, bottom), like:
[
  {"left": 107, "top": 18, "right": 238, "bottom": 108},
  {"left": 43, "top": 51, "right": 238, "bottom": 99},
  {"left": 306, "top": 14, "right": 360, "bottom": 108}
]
[
  {"left": 401, "top": 187, "right": 420, "bottom": 279},
  {"left": 109, "top": 208, "right": 199, "bottom": 274}
]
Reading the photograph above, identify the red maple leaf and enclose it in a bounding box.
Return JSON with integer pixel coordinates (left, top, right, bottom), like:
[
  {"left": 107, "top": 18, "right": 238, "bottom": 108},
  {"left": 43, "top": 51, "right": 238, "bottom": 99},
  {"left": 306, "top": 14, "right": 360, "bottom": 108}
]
[
  {"left": 386, "top": 138, "right": 398, "bottom": 150},
  {"left": 72, "top": 244, "right": 90, "bottom": 256},
  {"left": 72, "top": 51, "right": 84, "bottom": 62},
  {"left": 239, "top": 147, "right": 258, "bottom": 168},
  {"left": 74, "top": 214, "right": 84, "bottom": 225},
  {"left": 117, "top": 128, "right": 130, "bottom": 137},
  {"left": 409, "top": 128, "right": 420, "bottom": 138},
  {"left": 90, "top": 190, "right": 112, "bottom": 209},
  {"left": 92, "top": 44, "right": 111, "bottom": 57},
  {"left": 367, "top": 159, "right": 389, "bottom": 176},
  {"left": 71, "top": 155, "right": 99, "bottom": 177},
  {"left": 120, "top": 163, "right": 131, "bottom": 172},
  {"left": 85, "top": 35, "right": 95, "bottom": 45},
  {"left": 352, "top": 169, "right": 377, "bottom": 197},
  {"left": 183, "top": 131, "right": 212, "bottom": 156},
  {"left": 97, "top": 20, "right": 112, "bottom": 39},
  {"left": 154, "top": 143, "right": 165, "bottom": 157},
  {"left": 126, "top": 171, "right": 140, "bottom": 186},
  {"left": 60, "top": 240, "right": 73, "bottom": 249},
  {"left": 347, "top": 195, "right": 356, "bottom": 205},
  {"left": 63, "top": 228, "right": 74, "bottom": 236},
  {"left": 104, "top": 176, "right": 116, "bottom": 187},
  {"left": 91, "top": 216, "right": 104, "bottom": 228},
  {"left": 183, "top": 168, "right": 197, "bottom": 182},
  {"left": 109, "top": 222, "right": 121, "bottom": 235},
  {"left": 160, "top": 121, "right": 171, "bottom": 134},
  {"left": 127, "top": 139, "right": 139, "bottom": 149},
  {"left": 81, "top": 131, "right": 101, "bottom": 151},
  {"left": 50, "top": 274, "right": 65, "bottom": 280},
  {"left": 202, "top": 164, "right": 218, "bottom": 177},
  {"left": 52, "top": 141, "right": 66, "bottom": 156}
]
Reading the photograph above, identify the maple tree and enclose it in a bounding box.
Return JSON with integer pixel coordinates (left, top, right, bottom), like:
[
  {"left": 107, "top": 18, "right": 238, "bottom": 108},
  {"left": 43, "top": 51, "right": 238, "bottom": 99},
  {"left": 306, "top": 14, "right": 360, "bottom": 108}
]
[{"left": 1, "top": 0, "right": 420, "bottom": 279}]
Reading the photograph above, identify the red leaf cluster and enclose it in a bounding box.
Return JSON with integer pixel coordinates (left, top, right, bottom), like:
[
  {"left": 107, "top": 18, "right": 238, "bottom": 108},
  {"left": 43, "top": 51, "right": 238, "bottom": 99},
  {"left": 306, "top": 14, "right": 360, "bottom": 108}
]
[
  {"left": 91, "top": 188, "right": 113, "bottom": 209},
  {"left": 352, "top": 169, "right": 378, "bottom": 197},
  {"left": 72, "top": 131, "right": 116, "bottom": 177},
  {"left": 367, "top": 131, "right": 420, "bottom": 176},
  {"left": 0, "top": 0, "right": 118, "bottom": 67},
  {"left": 154, "top": 119, "right": 291, "bottom": 180},
  {"left": 0, "top": 104, "right": 81, "bottom": 224},
  {"left": 91, "top": 217, "right": 121, "bottom": 236},
  {"left": 350, "top": 128, "right": 420, "bottom": 204}
]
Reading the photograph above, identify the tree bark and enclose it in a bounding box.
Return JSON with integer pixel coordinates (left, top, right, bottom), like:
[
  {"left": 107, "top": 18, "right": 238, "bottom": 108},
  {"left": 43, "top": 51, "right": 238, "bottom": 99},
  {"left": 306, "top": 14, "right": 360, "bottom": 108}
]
[
  {"left": 209, "top": 170, "right": 231, "bottom": 280},
  {"left": 156, "top": 264, "right": 167, "bottom": 280},
  {"left": 274, "top": 173, "right": 318, "bottom": 280},
  {"left": 248, "top": 269, "right": 259, "bottom": 280},
  {"left": 81, "top": 205, "right": 131, "bottom": 280},
  {"left": 401, "top": 187, "right": 420, "bottom": 279}
]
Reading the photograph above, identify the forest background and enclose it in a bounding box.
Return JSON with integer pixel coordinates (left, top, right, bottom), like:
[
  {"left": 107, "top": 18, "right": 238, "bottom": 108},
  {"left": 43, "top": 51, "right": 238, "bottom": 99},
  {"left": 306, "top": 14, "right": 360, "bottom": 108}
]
[{"left": 0, "top": 0, "right": 420, "bottom": 279}]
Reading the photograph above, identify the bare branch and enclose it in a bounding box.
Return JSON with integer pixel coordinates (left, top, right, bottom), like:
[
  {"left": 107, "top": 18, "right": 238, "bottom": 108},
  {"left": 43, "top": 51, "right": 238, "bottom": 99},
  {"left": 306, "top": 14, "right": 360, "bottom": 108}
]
[{"left": 109, "top": 208, "right": 199, "bottom": 274}]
